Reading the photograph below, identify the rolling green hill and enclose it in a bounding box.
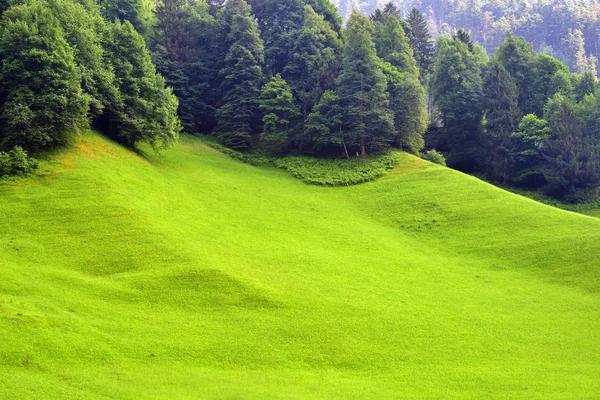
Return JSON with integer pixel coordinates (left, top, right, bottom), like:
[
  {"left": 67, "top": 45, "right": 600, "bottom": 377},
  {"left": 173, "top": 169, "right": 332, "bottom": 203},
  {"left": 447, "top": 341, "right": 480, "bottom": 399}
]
[{"left": 1, "top": 131, "right": 599, "bottom": 399}]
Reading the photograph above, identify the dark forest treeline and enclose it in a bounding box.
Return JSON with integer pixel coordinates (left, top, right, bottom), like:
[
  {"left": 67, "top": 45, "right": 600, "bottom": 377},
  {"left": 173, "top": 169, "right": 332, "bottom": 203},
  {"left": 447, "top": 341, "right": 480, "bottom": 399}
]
[{"left": 1, "top": 0, "right": 600, "bottom": 200}]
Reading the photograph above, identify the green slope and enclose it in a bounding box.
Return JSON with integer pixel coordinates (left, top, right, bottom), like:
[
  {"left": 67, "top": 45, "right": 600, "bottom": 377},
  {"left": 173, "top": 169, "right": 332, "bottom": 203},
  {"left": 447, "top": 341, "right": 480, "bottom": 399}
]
[{"left": 1, "top": 131, "right": 599, "bottom": 399}]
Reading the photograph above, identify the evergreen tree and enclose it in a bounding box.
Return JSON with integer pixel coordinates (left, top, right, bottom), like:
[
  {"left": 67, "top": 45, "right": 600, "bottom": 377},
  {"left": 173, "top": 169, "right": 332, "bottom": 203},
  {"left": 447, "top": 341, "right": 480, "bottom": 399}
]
[
  {"left": 372, "top": 12, "right": 418, "bottom": 76},
  {"left": 574, "top": 71, "right": 598, "bottom": 103},
  {"left": 483, "top": 60, "right": 521, "bottom": 183},
  {"left": 103, "top": 20, "right": 180, "bottom": 149},
  {"left": 0, "top": 2, "right": 88, "bottom": 151},
  {"left": 283, "top": 5, "right": 342, "bottom": 122},
  {"left": 259, "top": 74, "right": 299, "bottom": 149},
  {"left": 304, "top": 90, "right": 345, "bottom": 154},
  {"left": 406, "top": 7, "right": 434, "bottom": 76},
  {"left": 215, "top": 0, "right": 264, "bottom": 149},
  {"left": 495, "top": 34, "right": 537, "bottom": 116},
  {"left": 336, "top": 11, "right": 394, "bottom": 157},
  {"left": 98, "top": 0, "right": 150, "bottom": 36},
  {"left": 532, "top": 54, "right": 570, "bottom": 116},
  {"left": 152, "top": 0, "right": 217, "bottom": 133},
  {"left": 511, "top": 114, "right": 551, "bottom": 187},
  {"left": 247, "top": 0, "right": 305, "bottom": 75},
  {"left": 542, "top": 93, "right": 600, "bottom": 194},
  {"left": 380, "top": 60, "right": 427, "bottom": 154},
  {"left": 431, "top": 35, "right": 484, "bottom": 171}
]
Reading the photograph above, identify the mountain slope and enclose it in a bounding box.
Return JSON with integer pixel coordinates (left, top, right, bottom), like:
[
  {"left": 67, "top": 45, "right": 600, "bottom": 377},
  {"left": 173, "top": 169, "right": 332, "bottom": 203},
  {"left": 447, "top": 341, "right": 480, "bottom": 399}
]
[{"left": 1, "top": 131, "right": 599, "bottom": 399}]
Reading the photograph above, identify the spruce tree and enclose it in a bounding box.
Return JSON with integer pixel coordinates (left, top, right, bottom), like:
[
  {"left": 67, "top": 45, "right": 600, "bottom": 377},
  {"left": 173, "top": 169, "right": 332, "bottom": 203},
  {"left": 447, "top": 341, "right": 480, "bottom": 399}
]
[
  {"left": 406, "top": 7, "right": 434, "bottom": 75},
  {"left": 574, "top": 71, "right": 598, "bottom": 103},
  {"left": 304, "top": 90, "right": 345, "bottom": 154},
  {"left": 0, "top": 2, "right": 88, "bottom": 151},
  {"left": 483, "top": 60, "right": 521, "bottom": 183},
  {"left": 542, "top": 94, "right": 600, "bottom": 195},
  {"left": 495, "top": 34, "right": 537, "bottom": 116},
  {"left": 283, "top": 5, "right": 342, "bottom": 121},
  {"left": 372, "top": 12, "right": 418, "bottom": 76},
  {"left": 98, "top": 0, "right": 150, "bottom": 36},
  {"left": 511, "top": 114, "right": 551, "bottom": 187},
  {"left": 259, "top": 74, "right": 299, "bottom": 149},
  {"left": 380, "top": 61, "right": 427, "bottom": 154},
  {"left": 431, "top": 35, "right": 484, "bottom": 171},
  {"left": 336, "top": 11, "right": 394, "bottom": 157},
  {"left": 152, "top": 0, "right": 218, "bottom": 133},
  {"left": 215, "top": 0, "right": 264, "bottom": 149}
]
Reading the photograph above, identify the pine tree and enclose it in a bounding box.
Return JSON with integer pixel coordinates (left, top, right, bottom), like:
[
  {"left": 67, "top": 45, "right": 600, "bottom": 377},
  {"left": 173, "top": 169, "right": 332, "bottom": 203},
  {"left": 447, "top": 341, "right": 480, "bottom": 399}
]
[
  {"left": 542, "top": 93, "right": 600, "bottom": 195},
  {"left": 259, "top": 74, "right": 299, "bottom": 149},
  {"left": 304, "top": 90, "right": 345, "bottom": 154},
  {"left": 574, "top": 71, "right": 598, "bottom": 103},
  {"left": 103, "top": 20, "right": 180, "bottom": 150},
  {"left": 336, "top": 11, "right": 394, "bottom": 157},
  {"left": 495, "top": 34, "right": 537, "bottom": 116},
  {"left": 379, "top": 60, "right": 427, "bottom": 154},
  {"left": 215, "top": 0, "right": 264, "bottom": 149},
  {"left": 406, "top": 8, "right": 434, "bottom": 75},
  {"left": 511, "top": 114, "right": 551, "bottom": 187},
  {"left": 98, "top": 0, "right": 150, "bottom": 36},
  {"left": 283, "top": 5, "right": 342, "bottom": 122},
  {"left": 152, "top": 0, "right": 217, "bottom": 133},
  {"left": 431, "top": 35, "right": 484, "bottom": 171},
  {"left": 0, "top": 2, "right": 88, "bottom": 151},
  {"left": 372, "top": 12, "right": 418, "bottom": 76},
  {"left": 483, "top": 60, "right": 521, "bottom": 183}
]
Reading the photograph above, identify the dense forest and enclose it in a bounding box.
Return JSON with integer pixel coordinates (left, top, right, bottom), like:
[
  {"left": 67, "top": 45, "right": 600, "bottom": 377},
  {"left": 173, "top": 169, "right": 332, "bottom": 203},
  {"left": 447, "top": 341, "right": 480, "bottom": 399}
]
[
  {"left": 334, "top": 0, "right": 600, "bottom": 76},
  {"left": 0, "top": 0, "right": 599, "bottom": 200}
]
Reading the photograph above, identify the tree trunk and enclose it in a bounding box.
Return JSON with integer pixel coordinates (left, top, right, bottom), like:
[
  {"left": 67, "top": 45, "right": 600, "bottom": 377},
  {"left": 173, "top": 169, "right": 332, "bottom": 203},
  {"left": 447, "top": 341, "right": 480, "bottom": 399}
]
[
  {"left": 360, "top": 136, "right": 366, "bottom": 158},
  {"left": 343, "top": 139, "right": 350, "bottom": 159}
]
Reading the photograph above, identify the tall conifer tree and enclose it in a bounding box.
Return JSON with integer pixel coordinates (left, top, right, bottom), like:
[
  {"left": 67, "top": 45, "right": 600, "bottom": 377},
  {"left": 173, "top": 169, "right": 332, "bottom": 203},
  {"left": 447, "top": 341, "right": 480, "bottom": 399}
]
[
  {"left": 215, "top": 0, "right": 264, "bottom": 149},
  {"left": 336, "top": 11, "right": 394, "bottom": 157}
]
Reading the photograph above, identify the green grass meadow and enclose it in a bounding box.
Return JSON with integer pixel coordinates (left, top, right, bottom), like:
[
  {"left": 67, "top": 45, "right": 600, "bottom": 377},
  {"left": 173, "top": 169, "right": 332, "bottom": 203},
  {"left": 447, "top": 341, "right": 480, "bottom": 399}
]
[{"left": 1, "top": 132, "right": 599, "bottom": 398}]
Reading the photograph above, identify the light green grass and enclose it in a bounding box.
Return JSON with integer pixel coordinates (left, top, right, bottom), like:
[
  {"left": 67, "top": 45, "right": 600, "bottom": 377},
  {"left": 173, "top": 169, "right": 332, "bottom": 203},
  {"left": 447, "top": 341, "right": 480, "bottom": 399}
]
[{"left": 1, "top": 131, "right": 599, "bottom": 399}]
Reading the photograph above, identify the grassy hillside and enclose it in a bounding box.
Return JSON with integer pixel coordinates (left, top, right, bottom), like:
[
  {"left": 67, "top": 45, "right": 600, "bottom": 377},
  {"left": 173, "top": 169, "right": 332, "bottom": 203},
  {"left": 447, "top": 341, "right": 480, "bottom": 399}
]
[{"left": 1, "top": 131, "right": 599, "bottom": 399}]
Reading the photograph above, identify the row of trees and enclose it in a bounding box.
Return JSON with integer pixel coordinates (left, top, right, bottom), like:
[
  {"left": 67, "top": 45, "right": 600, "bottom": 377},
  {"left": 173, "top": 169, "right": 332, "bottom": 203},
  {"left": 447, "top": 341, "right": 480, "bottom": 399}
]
[
  {"left": 0, "top": 0, "right": 180, "bottom": 153},
  {"left": 150, "top": 0, "right": 429, "bottom": 156},
  {"left": 430, "top": 32, "right": 600, "bottom": 197}
]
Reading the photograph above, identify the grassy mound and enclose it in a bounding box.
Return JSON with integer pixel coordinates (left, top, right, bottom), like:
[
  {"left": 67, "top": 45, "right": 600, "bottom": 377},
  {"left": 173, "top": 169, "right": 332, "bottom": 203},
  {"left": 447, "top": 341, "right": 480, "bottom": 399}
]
[{"left": 1, "top": 131, "right": 599, "bottom": 399}]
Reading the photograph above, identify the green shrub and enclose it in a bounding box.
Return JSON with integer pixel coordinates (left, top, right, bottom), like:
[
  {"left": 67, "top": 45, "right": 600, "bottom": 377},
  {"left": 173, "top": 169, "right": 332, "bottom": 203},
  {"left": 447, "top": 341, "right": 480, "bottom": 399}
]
[
  {"left": 421, "top": 149, "right": 447, "bottom": 166},
  {"left": 205, "top": 139, "right": 401, "bottom": 186},
  {"left": 0, "top": 146, "right": 39, "bottom": 178}
]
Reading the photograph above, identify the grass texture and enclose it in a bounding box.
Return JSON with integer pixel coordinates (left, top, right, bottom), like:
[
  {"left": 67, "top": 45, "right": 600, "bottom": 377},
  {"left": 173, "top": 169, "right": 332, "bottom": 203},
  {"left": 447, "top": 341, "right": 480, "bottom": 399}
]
[{"left": 1, "top": 131, "right": 599, "bottom": 399}]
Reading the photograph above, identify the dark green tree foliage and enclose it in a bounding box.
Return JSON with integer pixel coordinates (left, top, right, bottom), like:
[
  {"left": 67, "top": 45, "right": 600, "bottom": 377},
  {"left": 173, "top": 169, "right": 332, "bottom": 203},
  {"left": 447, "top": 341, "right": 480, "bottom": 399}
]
[
  {"left": 283, "top": 5, "right": 342, "bottom": 122},
  {"left": 454, "top": 28, "right": 474, "bottom": 52},
  {"left": 483, "top": 60, "right": 521, "bottom": 183},
  {"left": 542, "top": 93, "right": 600, "bottom": 194},
  {"left": 494, "top": 34, "right": 537, "bottom": 116},
  {"left": 372, "top": 11, "right": 418, "bottom": 76},
  {"left": 548, "top": 69, "right": 574, "bottom": 98},
  {"left": 247, "top": 0, "right": 305, "bottom": 75},
  {"left": 0, "top": 2, "right": 88, "bottom": 151},
  {"left": 532, "top": 54, "right": 570, "bottom": 116},
  {"left": 98, "top": 0, "right": 150, "bottom": 36},
  {"left": 215, "top": 0, "right": 264, "bottom": 149},
  {"left": 45, "top": 0, "right": 118, "bottom": 119},
  {"left": 103, "top": 20, "right": 180, "bottom": 149},
  {"left": 574, "top": 71, "right": 598, "bottom": 103},
  {"left": 336, "top": 12, "right": 394, "bottom": 157},
  {"left": 152, "top": 0, "right": 217, "bottom": 132},
  {"left": 431, "top": 35, "right": 484, "bottom": 171},
  {"left": 406, "top": 7, "right": 434, "bottom": 76},
  {"left": 304, "top": 90, "right": 344, "bottom": 154},
  {"left": 511, "top": 114, "right": 551, "bottom": 187},
  {"left": 259, "top": 74, "right": 299, "bottom": 149},
  {"left": 379, "top": 60, "right": 427, "bottom": 154}
]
